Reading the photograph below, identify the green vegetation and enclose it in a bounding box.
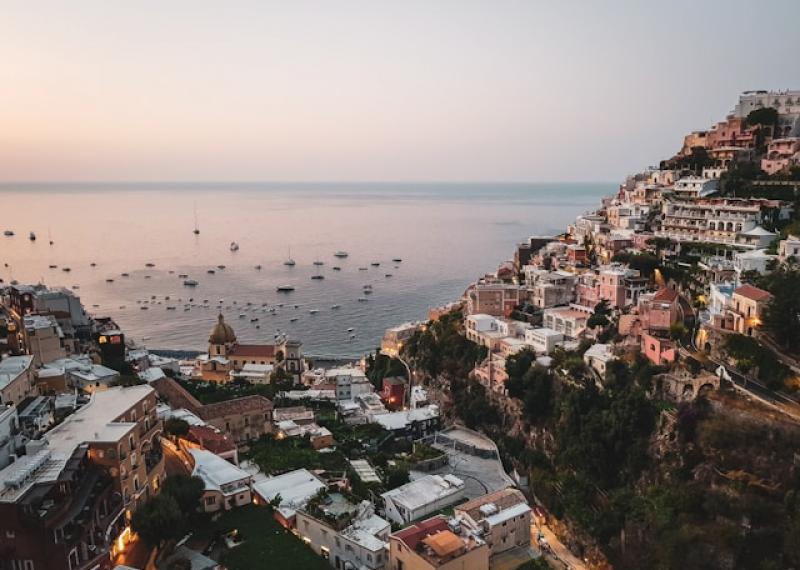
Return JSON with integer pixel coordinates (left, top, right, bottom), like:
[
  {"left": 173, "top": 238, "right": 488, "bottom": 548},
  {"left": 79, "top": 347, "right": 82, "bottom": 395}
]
[
  {"left": 404, "top": 312, "right": 487, "bottom": 379},
  {"left": 177, "top": 375, "right": 293, "bottom": 404},
  {"left": 586, "top": 299, "right": 611, "bottom": 329},
  {"left": 724, "top": 334, "right": 790, "bottom": 390},
  {"left": 246, "top": 433, "right": 347, "bottom": 475},
  {"left": 364, "top": 350, "right": 408, "bottom": 390},
  {"left": 204, "top": 505, "right": 329, "bottom": 570},
  {"left": 759, "top": 267, "right": 800, "bottom": 353},
  {"left": 745, "top": 107, "right": 779, "bottom": 129},
  {"left": 131, "top": 474, "right": 205, "bottom": 546},
  {"left": 164, "top": 417, "right": 190, "bottom": 438},
  {"left": 513, "top": 558, "right": 550, "bottom": 570}
]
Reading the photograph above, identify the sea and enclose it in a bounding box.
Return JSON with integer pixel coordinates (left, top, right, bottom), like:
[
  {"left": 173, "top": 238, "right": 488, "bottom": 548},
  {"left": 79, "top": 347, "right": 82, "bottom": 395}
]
[{"left": 0, "top": 183, "right": 611, "bottom": 359}]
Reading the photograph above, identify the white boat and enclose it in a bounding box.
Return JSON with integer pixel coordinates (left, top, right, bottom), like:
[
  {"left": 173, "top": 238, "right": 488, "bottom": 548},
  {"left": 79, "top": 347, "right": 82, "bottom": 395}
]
[
  {"left": 334, "top": 251, "right": 349, "bottom": 258},
  {"left": 313, "top": 260, "right": 324, "bottom": 266},
  {"left": 284, "top": 247, "right": 296, "bottom": 266},
  {"left": 309, "top": 309, "right": 319, "bottom": 315},
  {"left": 331, "top": 304, "right": 341, "bottom": 309},
  {"left": 347, "top": 327, "right": 354, "bottom": 332},
  {"left": 276, "top": 285, "right": 295, "bottom": 292},
  {"left": 230, "top": 242, "right": 239, "bottom": 251},
  {"left": 183, "top": 279, "right": 199, "bottom": 287}
]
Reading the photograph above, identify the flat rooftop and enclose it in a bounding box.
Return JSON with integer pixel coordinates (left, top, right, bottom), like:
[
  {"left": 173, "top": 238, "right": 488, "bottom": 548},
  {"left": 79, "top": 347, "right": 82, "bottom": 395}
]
[{"left": 45, "top": 385, "right": 154, "bottom": 463}]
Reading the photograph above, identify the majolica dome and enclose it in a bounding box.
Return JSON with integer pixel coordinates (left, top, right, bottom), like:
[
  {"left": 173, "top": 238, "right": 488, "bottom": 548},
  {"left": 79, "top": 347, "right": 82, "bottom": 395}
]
[{"left": 209, "top": 313, "right": 237, "bottom": 344}]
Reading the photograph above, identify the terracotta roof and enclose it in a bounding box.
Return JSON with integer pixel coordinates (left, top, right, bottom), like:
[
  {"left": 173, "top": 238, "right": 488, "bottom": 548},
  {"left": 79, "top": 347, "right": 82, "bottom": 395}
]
[
  {"left": 392, "top": 516, "right": 449, "bottom": 550},
  {"left": 187, "top": 425, "right": 236, "bottom": 455},
  {"left": 652, "top": 288, "right": 679, "bottom": 303},
  {"left": 733, "top": 283, "right": 772, "bottom": 302},
  {"left": 199, "top": 395, "right": 273, "bottom": 420},
  {"left": 228, "top": 344, "right": 276, "bottom": 358},
  {"left": 151, "top": 377, "right": 203, "bottom": 414},
  {"left": 455, "top": 488, "right": 527, "bottom": 522}
]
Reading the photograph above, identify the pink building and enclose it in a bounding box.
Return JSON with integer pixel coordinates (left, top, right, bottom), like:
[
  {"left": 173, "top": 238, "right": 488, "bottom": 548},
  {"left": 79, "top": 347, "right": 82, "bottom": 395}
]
[
  {"left": 598, "top": 265, "right": 647, "bottom": 309},
  {"left": 641, "top": 333, "right": 677, "bottom": 366},
  {"left": 639, "top": 288, "right": 681, "bottom": 333},
  {"left": 761, "top": 137, "right": 800, "bottom": 176}
]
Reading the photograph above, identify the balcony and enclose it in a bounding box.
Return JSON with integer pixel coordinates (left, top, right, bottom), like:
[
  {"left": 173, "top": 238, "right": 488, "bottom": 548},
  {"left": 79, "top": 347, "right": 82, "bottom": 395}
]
[{"left": 145, "top": 439, "right": 164, "bottom": 473}]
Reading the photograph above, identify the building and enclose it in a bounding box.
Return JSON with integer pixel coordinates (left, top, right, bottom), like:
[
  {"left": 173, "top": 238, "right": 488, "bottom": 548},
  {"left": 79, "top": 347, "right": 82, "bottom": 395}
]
[
  {"left": 43, "top": 385, "right": 165, "bottom": 508},
  {"left": 381, "top": 322, "right": 423, "bottom": 357},
  {"left": 583, "top": 344, "right": 615, "bottom": 377},
  {"left": 638, "top": 288, "right": 682, "bottom": 333},
  {"left": 641, "top": 333, "right": 677, "bottom": 366},
  {"left": 453, "top": 488, "right": 531, "bottom": 558},
  {"left": 381, "top": 377, "right": 406, "bottom": 408},
  {"left": 523, "top": 328, "right": 563, "bottom": 355},
  {"left": 733, "top": 248, "right": 776, "bottom": 275},
  {"left": 528, "top": 271, "right": 576, "bottom": 309},
  {"left": 672, "top": 176, "right": 719, "bottom": 199},
  {"left": 252, "top": 468, "right": 326, "bottom": 528},
  {"left": 296, "top": 493, "right": 391, "bottom": 570},
  {"left": 0, "top": 355, "right": 36, "bottom": 406},
  {"left": 542, "top": 307, "right": 590, "bottom": 339},
  {"left": 369, "top": 406, "right": 441, "bottom": 441},
  {"left": 183, "top": 424, "right": 238, "bottom": 465},
  {"left": 0, "top": 405, "right": 21, "bottom": 470},
  {"left": 0, "top": 446, "right": 125, "bottom": 570},
  {"left": 22, "top": 315, "right": 67, "bottom": 366},
  {"left": 189, "top": 448, "right": 252, "bottom": 513},
  {"left": 328, "top": 367, "right": 373, "bottom": 402},
  {"left": 201, "top": 314, "right": 304, "bottom": 381},
  {"left": 730, "top": 284, "right": 772, "bottom": 336},
  {"left": 731, "top": 90, "right": 800, "bottom": 137},
  {"left": 389, "top": 515, "right": 489, "bottom": 570},
  {"left": 658, "top": 198, "right": 791, "bottom": 248},
  {"left": 464, "top": 282, "right": 522, "bottom": 318},
  {"left": 382, "top": 474, "right": 465, "bottom": 526},
  {"left": 597, "top": 265, "right": 647, "bottom": 309},
  {"left": 761, "top": 137, "right": 800, "bottom": 175},
  {"left": 275, "top": 420, "right": 334, "bottom": 450},
  {"left": 779, "top": 234, "right": 800, "bottom": 263},
  {"left": 198, "top": 395, "right": 273, "bottom": 444}
]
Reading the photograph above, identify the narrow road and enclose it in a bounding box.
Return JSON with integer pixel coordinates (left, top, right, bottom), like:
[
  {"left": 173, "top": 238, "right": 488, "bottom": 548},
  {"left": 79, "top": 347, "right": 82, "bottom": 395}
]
[{"left": 531, "top": 521, "right": 588, "bottom": 570}]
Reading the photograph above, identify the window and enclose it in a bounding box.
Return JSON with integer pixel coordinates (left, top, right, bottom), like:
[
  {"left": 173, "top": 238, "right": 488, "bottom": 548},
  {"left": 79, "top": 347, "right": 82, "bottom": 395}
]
[{"left": 205, "top": 496, "right": 216, "bottom": 505}]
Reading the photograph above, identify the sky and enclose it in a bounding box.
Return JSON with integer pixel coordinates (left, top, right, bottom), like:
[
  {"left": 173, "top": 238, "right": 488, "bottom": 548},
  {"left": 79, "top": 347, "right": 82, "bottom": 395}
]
[{"left": 1, "top": 0, "right": 799, "bottom": 183}]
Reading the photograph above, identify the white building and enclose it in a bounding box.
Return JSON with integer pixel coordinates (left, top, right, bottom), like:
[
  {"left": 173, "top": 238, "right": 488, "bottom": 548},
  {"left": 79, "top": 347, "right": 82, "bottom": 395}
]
[
  {"left": 779, "top": 234, "right": 800, "bottom": 263},
  {"left": 733, "top": 249, "right": 776, "bottom": 275},
  {"left": 252, "top": 468, "right": 326, "bottom": 527},
  {"left": 190, "top": 448, "right": 252, "bottom": 512},
  {"left": 296, "top": 494, "right": 390, "bottom": 570},
  {"left": 583, "top": 343, "right": 615, "bottom": 377},
  {"left": 0, "top": 406, "right": 21, "bottom": 470},
  {"left": 230, "top": 363, "right": 274, "bottom": 384},
  {"left": 542, "top": 307, "right": 590, "bottom": 339},
  {"left": 326, "top": 367, "right": 373, "bottom": 401},
  {"left": 0, "top": 355, "right": 36, "bottom": 407},
  {"left": 381, "top": 474, "right": 465, "bottom": 526},
  {"left": 368, "top": 405, "right": 440, "bottom": 440},
  {"left": 453, "top": 488, "right": 532, "bottom": 558},
  {"left": 524, "top": 328, "right": 564, "bottom": 355},
  {"left": 672, "top": 176, "right": 719, "bottom": 199}
]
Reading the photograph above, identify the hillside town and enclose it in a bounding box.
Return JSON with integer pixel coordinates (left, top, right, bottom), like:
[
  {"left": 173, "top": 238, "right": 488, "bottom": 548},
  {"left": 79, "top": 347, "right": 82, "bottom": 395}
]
[{"left": 1, "top": 89, "right": 800, "bottom": 570}]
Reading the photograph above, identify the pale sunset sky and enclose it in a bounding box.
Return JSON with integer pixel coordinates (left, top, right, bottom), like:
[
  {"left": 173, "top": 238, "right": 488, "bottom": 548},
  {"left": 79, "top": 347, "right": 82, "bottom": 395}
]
[{"left": 1, "top": 0, "right": 799, "bottom": 182}]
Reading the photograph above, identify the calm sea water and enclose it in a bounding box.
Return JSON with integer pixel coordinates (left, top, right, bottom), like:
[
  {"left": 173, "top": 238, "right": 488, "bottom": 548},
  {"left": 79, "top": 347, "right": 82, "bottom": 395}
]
[{"left": 0, "top": 183, "right": 610, "bottom": 358}]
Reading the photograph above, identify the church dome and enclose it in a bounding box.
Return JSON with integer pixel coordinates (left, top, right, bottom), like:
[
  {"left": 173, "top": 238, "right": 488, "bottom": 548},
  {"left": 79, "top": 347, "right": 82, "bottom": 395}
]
[{"left": 209, "top": 313, "right": 236, "bottom": 345}]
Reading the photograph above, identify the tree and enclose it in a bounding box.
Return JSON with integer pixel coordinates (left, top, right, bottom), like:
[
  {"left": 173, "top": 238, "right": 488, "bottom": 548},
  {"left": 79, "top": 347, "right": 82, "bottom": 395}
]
[
  {"left": 385, "top": 466, "right": 410, "bottom": 490},
  {"left": 131, "top": 494, "right": 185, "bottom": 546},
  {"left": 761, "top": 268, "right": 800, "bottom": 352},
  {"left": 164, "top": 418, "right": 190, "bottom": 438},
  {"left": 587, "top": 300, "right": 611, "bottom": 329},
  {"left": 161, "top": 474, "right": 205, "bottom": 513},
  {"left": 746, "top": 107, "right": 778, "bottom": 129}
]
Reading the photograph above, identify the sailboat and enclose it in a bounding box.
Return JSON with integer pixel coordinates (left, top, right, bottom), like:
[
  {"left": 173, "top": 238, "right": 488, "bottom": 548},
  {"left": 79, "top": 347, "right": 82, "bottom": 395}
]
[
  {"left": 193, "top": 203, "right": 200, "bottom": 235},
  {"left": 283, "top": 247, "right": 296, "bottom": 266}
]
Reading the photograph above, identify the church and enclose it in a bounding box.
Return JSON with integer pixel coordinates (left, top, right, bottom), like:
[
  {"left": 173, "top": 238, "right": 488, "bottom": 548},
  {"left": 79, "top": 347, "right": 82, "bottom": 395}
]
[{"left": 194, "top": 314, "right": 304, "bottom": 383}]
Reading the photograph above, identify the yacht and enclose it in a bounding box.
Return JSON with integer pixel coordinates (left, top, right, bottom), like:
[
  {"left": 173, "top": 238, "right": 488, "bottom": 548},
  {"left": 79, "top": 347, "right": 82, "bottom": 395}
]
[
  {"left": 358, "top": 297, "right": 369, "bottom": 302},
  {"left": 358, "top": 267, "right": 368, "bottom": 271},
  {"left": 392, "top": 258, "right": 402, "bottom": 263},
  {"left": 105, "top": 278, "right": 114, "bottom": 283},
  {"left": 3, "top": 230, "right": 13, "bottom": 237},
  {"left": 371, "top": 262, "right": 380, "bottom": 267},
  {"left": 309, "top": 309, "right": 319, "bottom": 315},
  {"left": 313, "top": 260, "right": 325, "bottom": 266},
  {"left": 29, "top": 231, "right": 36, "bottom": 241},
  {"left": 332, "top": 266, "right": 341, "bottom": 271},
  {"left": 166, "top": 306, "right": 177, "bottom": 311},
  {"left": 276, "top": 285, "right": 295, "bottom": 292},
  {"left": 311, "top": 274, "right": 325, "bottom": 280},
  {"left": 193, "top": 203, "right": 200, "bottom": 235},
  {"left": 207, "top": 269, "right": 216, "bottom": 274},
  {"left": 334, "top": 251, "right": 349, "bottom": 258},
  {"left": 121, "top": 272, "right": 130, "bottom": 277},
  {"left": 230, "top": 242, "right": 239, "bottom": 252},
  {"left": 385, "top": 274, "right": 393, "bottom": 278},
  {"left": 48, "top": 265, "right": 57, "bottom": 269},
  {"left": 145, "top": 262, "right": 155, "bottom": 268},
  {"left": 284, "top": 247, "right": 296, "bottom": 266},
  {"left": 178, "top": 274, "right": 188, "bottom": 278},
  {"left": 331, "top": 304, "right": 341, "bottom": 310},
  {"left": 183, "top": 279, "right": 199, "bottom": 287},
  {"left": 90, "top": 262, "right": 96, "bottom": 267},
  {"left": 62, "top": 267, "right": 71, "bottom": 272},
  {"left": 140, "top": 306, "right": 149, "bottom": 310},
  {"left": 217, "top": 265, "right": 226, "bottom": 270},
  {"left": 290, "top": 317, "right": 298, "bottom": 323},
  {"left": 363, "top": 289, "right": 373, "bottom": 295},
  {"left": 347, "top": 327, "right": 354, "bottom": 332},
  {"left": 254, "top": 264, "right": 262, "bottom": 270}
]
